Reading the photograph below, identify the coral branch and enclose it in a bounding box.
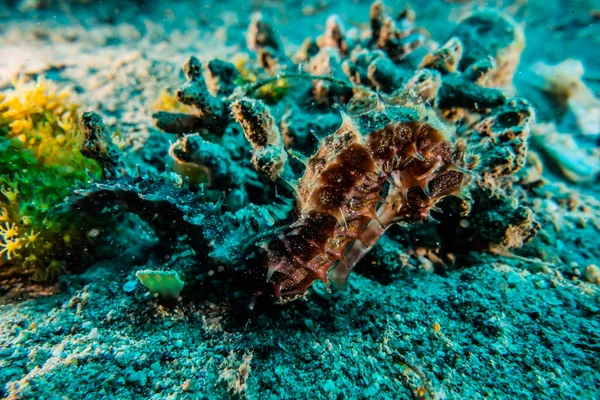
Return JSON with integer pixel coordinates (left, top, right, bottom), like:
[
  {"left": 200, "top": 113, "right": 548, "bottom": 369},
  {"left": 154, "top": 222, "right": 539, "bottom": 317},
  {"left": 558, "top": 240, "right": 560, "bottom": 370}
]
[
  {"left": 80, "top": 112, "right": 124, "bottom": 177},
  {"left": 231, "top": 98, "right": 288, "bottom": 180},
  {"left": 152, "top": 56, "right": 229, "bottom": 136}
]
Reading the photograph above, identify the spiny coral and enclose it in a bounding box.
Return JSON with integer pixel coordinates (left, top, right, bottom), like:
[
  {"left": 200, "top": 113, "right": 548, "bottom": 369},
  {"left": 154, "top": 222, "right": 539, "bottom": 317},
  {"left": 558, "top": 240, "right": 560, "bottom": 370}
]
[{"left": 0, "top": 80, "right": 102, "bottom": 280}]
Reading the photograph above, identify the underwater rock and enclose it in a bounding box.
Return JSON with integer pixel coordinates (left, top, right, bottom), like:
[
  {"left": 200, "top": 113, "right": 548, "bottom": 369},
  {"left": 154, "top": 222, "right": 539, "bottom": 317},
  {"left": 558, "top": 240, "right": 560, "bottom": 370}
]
[
  {"left": 532, "top": 123, "right": 600, "bottom": 183},
  {"left": 452, "top": 10, "right": 525, "bottom": 87},
  {"left": 532, "top": 59, "right": 600, "bottom": 137},
  {"left": 584, "top": 264, "right": 600, "bottom": 284}
]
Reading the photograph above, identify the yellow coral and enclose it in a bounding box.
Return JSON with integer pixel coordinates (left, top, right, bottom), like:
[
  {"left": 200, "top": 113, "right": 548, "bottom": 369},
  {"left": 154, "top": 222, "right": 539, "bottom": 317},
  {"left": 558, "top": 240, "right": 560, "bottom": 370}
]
[
  {"left": 23, "top": 254, "right": 40, "bottom": 271},
  {"left": 1, "top": 185, "right": 19, "bottom": 203},
  {"left": 10, "top": 117, "right": 34, "bottom": 134},
  {"left": 232, "top": 56, "right": 291, "bottom": 102},
  {"left": 1, "top": 80, "right": 85, "bottom": 168},
  {"left": 0, "top": 222, "right": 19, "bottom": 239},
  {"left": 2, "top": 80, "right": 70, "bottom": 120},
  {"left": 0, "top": 236, "right": 22, "bottom": 260},
  {"left": 24, "top": 230, "right": 40, "bottom": 248},
  {"left": 0, "top": 79, "right": 101, "bottom": 278},
  {"left": 58, "top": 115, "right": 75, "bottom": 132},
  {"left": 233, "top": 55, "right": 256, "bottom": 82},
  {"left": 37, "top": 120, "right": 54, "bottom": 138},
  {"left": 45, "top": 260, "right": 66, "bottom": 280}
]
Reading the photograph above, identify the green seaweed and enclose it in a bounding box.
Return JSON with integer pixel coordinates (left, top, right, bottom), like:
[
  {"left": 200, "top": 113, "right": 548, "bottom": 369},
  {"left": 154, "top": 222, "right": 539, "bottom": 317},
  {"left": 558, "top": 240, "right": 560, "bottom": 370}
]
[{"left": 135, "top": 269, "right": 185, "bottom": 298}]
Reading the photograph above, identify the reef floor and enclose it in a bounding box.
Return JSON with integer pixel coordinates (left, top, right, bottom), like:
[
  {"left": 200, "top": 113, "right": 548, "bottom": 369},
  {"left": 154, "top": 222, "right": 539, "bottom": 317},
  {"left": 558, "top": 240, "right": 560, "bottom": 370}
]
[{"left": 1, "top": 0, "right": 599, "bottom": 399}]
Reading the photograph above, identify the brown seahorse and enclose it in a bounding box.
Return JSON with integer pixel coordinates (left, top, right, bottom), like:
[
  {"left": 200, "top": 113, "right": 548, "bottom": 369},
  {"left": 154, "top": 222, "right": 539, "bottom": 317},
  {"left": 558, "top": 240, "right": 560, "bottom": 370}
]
[{"left": 258, "top": 102, "right": 467, "bottom": 298}]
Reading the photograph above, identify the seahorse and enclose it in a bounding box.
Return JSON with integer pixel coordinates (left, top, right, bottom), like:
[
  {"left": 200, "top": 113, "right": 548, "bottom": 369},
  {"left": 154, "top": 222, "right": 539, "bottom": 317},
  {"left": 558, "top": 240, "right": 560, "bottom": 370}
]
[{"left": 258, "top": 102, "right": 467, "bottom": 298}]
